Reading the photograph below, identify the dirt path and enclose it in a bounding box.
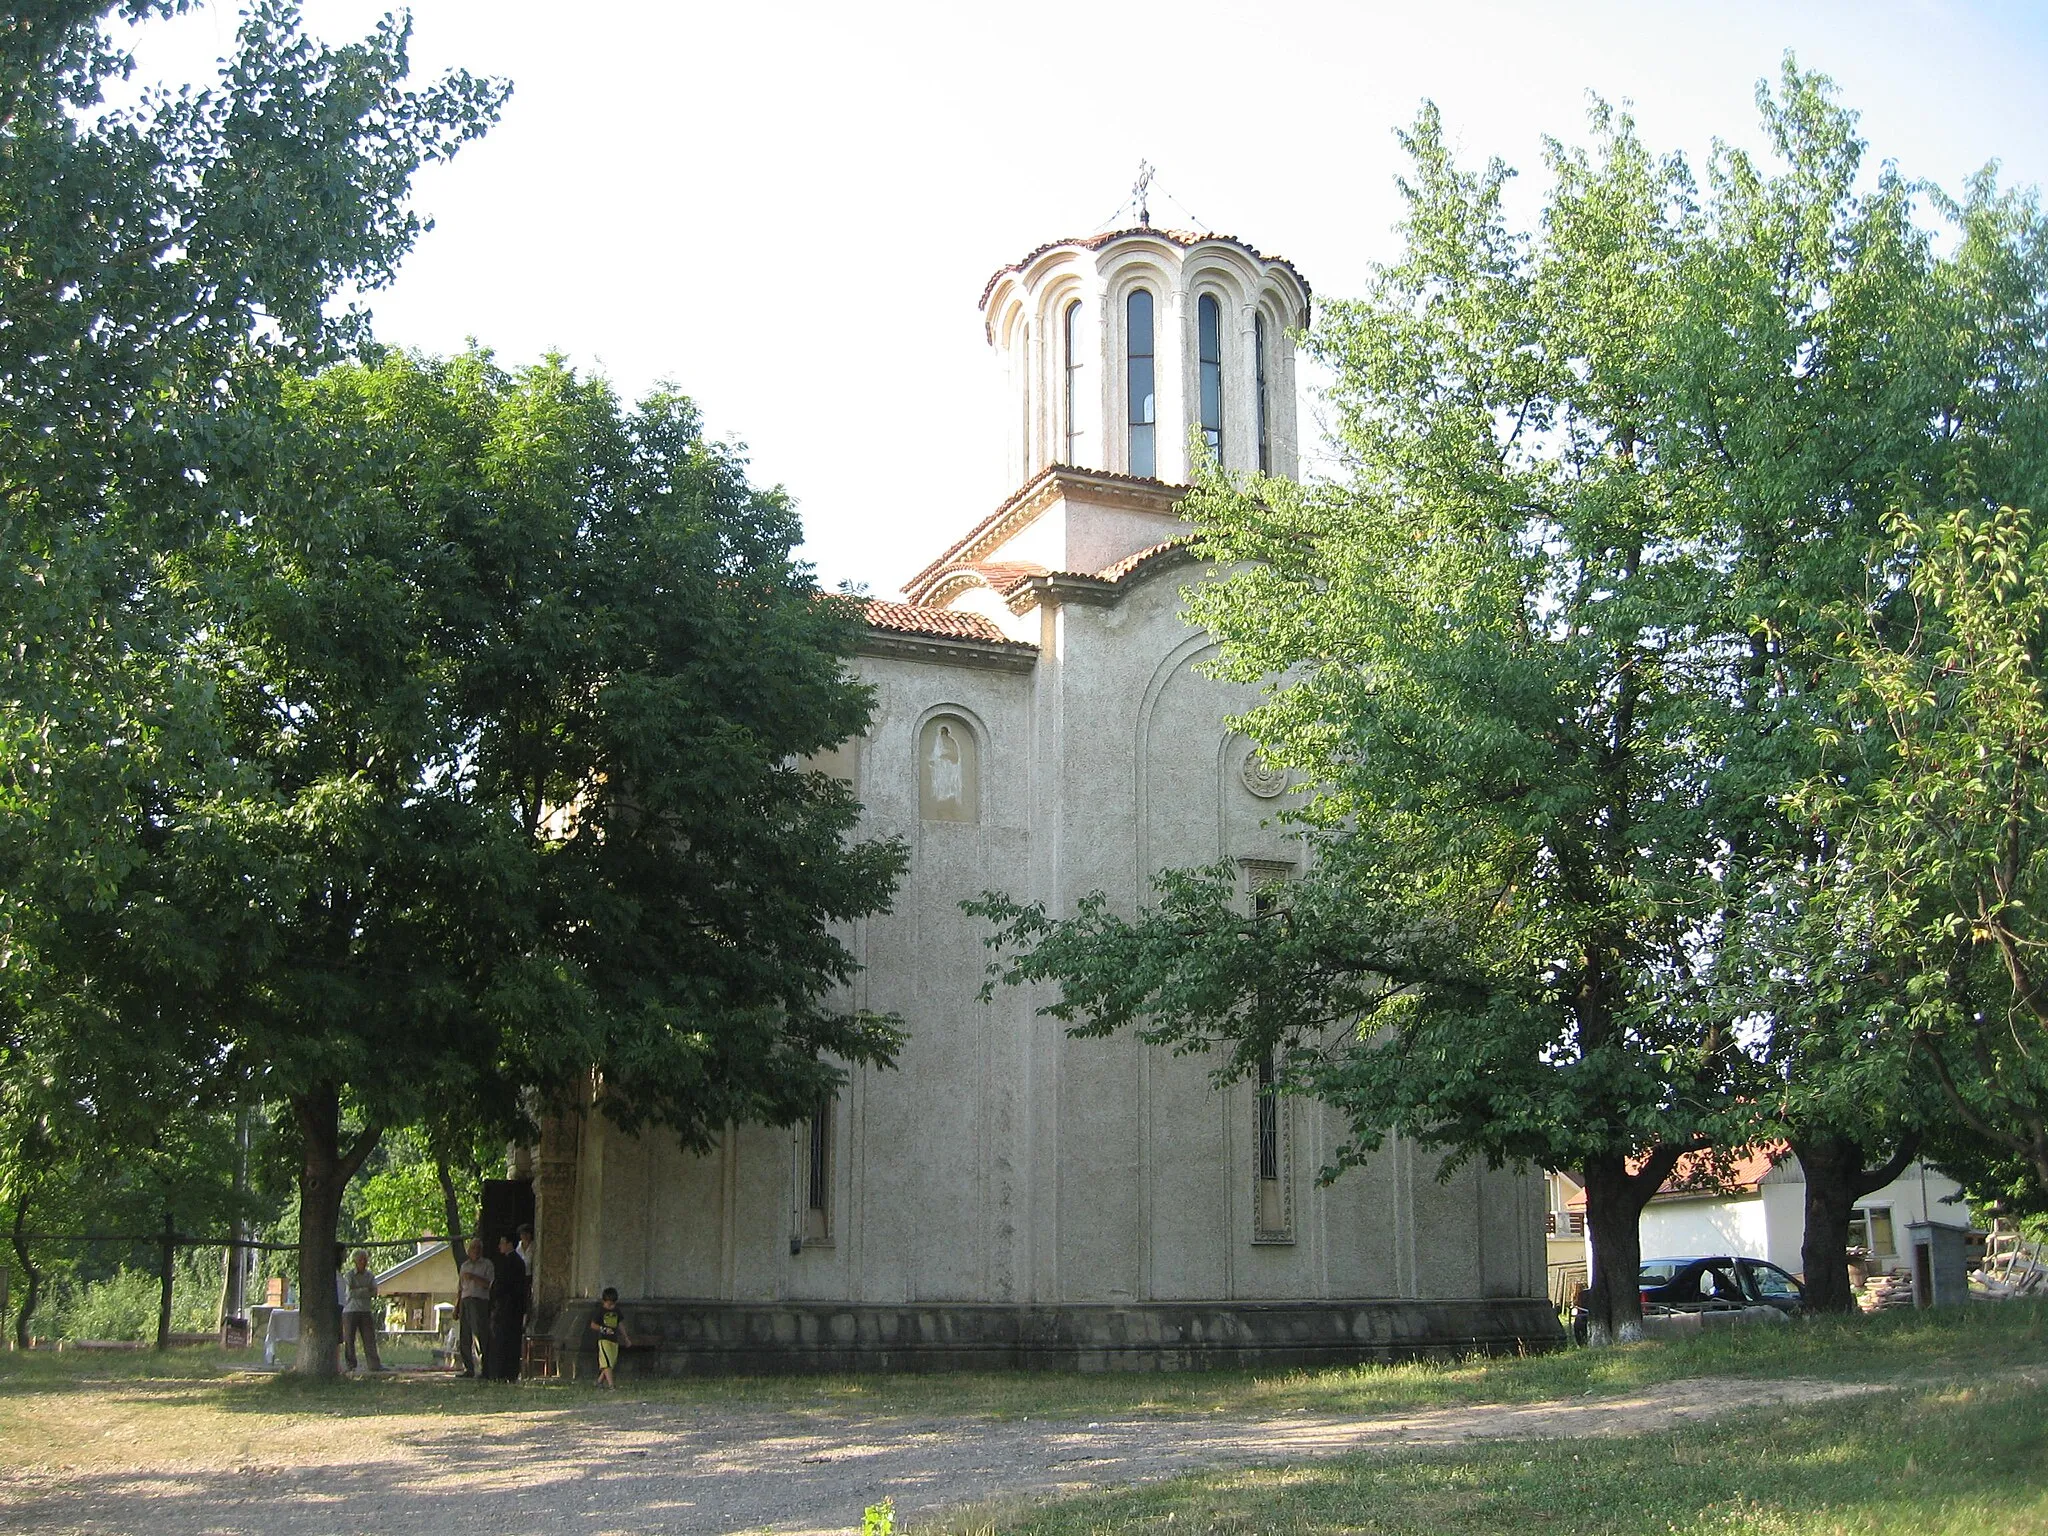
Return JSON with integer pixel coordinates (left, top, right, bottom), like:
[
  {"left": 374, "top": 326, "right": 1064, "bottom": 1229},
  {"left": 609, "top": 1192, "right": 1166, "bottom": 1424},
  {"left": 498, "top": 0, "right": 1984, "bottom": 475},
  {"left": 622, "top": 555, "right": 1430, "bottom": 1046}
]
[{"left": 0, "top": 1374, "right": 1886, "bottom": 1536}]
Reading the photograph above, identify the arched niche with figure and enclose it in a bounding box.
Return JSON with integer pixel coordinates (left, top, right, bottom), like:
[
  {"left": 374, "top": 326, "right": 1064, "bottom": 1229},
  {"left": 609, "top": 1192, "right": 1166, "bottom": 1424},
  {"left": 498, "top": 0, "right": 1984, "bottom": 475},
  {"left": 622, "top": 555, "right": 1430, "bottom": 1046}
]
[{"left": 918, "top": 714, "right": 980, "bottom": 824}]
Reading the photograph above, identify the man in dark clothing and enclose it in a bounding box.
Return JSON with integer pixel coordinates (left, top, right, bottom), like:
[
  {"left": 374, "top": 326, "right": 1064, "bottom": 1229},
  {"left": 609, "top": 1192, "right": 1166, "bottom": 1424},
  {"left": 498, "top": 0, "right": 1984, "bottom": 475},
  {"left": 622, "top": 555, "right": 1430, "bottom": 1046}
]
[{"left": 485, "top": 1234, "right": 529, "bottom": 1381}]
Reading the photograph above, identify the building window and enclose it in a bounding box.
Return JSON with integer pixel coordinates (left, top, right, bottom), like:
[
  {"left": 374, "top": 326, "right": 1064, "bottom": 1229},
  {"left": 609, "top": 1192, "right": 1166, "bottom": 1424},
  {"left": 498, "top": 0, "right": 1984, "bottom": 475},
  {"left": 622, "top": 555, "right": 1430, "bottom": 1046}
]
[
  {"left": 1852, "top": 1205, "right": 1896, "bottom": 1257},
  {"left": 803, "top": 1095, "right": 833, "bottom": 1245},
  {"left": 1254, "top": 310, "right": 1271, "bottom": 474},
  {"left": 1197, "top": 293, "right": 1223, "bottom": 458},
  {"left": 1253, "top": 1046, "right": 1291, "bottom": 1241},
  {"left": 1256, "top": 1050, "right": 1280, "bottom": 1182},
  {"left": 1126, "top": 289, "right": 1156, "bottom": 478},
  {"left": 1246, "top": 867, "right": 1293, "bottom": 1243},
  {"left": 918, "top": 714, "right": 980, "bottom": 823},
  {"left": 1063, "top": 300, "right": 1085, "bottom": 465}
]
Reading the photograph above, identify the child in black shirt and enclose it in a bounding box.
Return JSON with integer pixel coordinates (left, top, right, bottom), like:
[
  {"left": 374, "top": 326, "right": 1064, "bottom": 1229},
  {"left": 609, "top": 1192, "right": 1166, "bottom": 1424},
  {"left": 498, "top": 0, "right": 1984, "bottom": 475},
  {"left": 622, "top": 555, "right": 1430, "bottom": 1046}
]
[{"left": 591, "top": 1287, "right": 631, "bottom": 1388}]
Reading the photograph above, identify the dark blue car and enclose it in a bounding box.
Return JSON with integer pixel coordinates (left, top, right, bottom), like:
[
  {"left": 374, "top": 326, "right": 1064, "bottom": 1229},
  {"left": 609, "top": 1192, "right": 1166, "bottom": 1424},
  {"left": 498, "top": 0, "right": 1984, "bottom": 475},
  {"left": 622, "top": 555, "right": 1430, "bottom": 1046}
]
[{"left": 1574, "top": 1255, "right": 1806, "bottom": 1341}]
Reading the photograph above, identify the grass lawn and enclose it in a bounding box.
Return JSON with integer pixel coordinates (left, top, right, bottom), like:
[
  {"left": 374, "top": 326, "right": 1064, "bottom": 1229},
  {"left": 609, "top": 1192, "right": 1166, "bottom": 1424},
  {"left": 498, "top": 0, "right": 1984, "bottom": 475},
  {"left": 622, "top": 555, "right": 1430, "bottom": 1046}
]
[
  {"left": 918, "top": 1373, "right": 2048, "bottom": 1536},
  {"left": 0, "top": 1302, "right": 2042, "bottom": 1534},
  {"left": 1, "top": 1302, "right": 2042, "bottom": 1429}
]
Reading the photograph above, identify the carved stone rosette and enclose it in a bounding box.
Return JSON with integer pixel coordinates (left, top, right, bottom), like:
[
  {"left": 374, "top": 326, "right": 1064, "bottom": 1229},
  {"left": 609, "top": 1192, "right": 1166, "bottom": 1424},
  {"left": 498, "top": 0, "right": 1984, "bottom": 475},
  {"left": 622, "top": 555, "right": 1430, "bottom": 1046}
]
[{"left": 1240, "top": 748, "right": 1288, "bottom": 799}]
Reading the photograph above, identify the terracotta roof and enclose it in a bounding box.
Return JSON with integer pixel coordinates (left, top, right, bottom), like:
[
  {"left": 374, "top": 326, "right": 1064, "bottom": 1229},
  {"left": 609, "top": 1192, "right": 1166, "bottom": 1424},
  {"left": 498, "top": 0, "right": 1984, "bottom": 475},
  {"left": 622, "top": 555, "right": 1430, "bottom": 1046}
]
[
  {"left": 1095, "top": 538, "right": 1192, "bottom": 583},
  {"left": 860, "top": 599, "right": 1016, "bottom": 645},
  {"left": 980, "top": 227, "right": 1312, "bottom": 310},
  {"left": 969, "top": 560, "right": 1048, "bottom": 595},
  {"left": 1656, "top": 1148, "right": 1782, "bottom": 1199},
  {"left": 1563, "top": 1147, "right": 1786, "bottom": 1211}
]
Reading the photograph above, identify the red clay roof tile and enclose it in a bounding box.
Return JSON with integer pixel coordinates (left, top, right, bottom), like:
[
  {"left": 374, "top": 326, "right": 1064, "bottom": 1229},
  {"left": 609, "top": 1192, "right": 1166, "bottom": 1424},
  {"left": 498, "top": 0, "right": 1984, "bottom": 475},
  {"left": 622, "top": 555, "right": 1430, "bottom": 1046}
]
[
  {"left": 860, "top": 599, "right": 1022, "bottom": 646},
  {"left": 1094, "top": 539, "right": 1191, "bottom": 583}
]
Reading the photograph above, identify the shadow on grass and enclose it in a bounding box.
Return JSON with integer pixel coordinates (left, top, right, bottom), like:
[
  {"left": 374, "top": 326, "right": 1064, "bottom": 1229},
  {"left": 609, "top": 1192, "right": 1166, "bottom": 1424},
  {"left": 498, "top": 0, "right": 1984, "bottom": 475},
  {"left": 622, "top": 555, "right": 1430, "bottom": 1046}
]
[
  {"left": 919, "top": 1374, "right": 2048, "bottom": 1536},
  {"left": 1, "top": 1301, "right": 2044, "bottom": 1428}
]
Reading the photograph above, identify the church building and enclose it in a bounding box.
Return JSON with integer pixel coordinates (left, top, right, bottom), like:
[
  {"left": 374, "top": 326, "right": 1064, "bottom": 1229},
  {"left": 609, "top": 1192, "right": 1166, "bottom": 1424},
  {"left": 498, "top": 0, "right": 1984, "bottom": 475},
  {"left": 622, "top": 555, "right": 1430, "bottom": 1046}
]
[{"left": 535, "top": 221, "right": 1560, "bottom": 1369}]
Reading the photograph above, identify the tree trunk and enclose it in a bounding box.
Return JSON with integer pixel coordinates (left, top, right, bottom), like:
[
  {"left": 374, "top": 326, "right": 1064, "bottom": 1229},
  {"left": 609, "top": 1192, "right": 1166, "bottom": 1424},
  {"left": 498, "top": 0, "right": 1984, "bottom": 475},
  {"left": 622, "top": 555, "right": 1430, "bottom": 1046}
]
[
  {"left": 1789, "top": 1131, "right": 1919, "bottom": 1314},
  {"left": 291, "top": 1085, "right": 382, "bottom": 1378},
  {"left": 10, "top": 1200, "right": 40, "bottom": 1350},
  {"left": 436, "top": 1153, "right": 466, "bottom": 1276},
  {"left": 155, "top": 1209, "right": 176, "bottom": 1352},
  {"left": 1579, "top": 1145, "right": 1688, "bottom": 1347}
]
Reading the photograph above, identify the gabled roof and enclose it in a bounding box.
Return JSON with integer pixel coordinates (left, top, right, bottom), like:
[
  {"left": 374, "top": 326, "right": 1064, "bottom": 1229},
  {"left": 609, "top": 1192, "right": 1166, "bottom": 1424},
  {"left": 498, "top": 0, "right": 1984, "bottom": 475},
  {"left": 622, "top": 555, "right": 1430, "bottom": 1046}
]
[
  {"left": 1563, "top": 1147, "right": 1787, "bottom": 1210},
  {"left": 903, "top": 464, "right": 1187, "bottom": 604},
  {"left": 980, "top": 227, "right": 1312, "bottom": 310},
  {"left": 373, "top": 1241, "right": 453, "bottom": 1288}
]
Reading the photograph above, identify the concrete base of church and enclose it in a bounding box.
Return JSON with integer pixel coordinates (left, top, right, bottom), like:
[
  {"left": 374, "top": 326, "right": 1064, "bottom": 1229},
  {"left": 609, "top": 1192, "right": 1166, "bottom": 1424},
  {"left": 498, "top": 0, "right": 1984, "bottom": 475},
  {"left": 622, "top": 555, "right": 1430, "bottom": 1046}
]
[{"left": 549, "top": 1298, "right": 1566, "bottom": 1375}]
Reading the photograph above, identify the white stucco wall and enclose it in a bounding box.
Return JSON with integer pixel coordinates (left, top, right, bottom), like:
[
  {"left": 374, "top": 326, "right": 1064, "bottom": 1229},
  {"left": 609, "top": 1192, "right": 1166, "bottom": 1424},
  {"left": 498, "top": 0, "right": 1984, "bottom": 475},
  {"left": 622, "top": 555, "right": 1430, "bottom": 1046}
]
[
  {"left": 562, "top": 560, "right": 1544, "bottom": 1309},
  {"left": 1638, "top": 1197, "right": 1771, "bottom": 1266},
  {"left": 1623, "top": 1159, "right": 1975, "bottom": 1284}
]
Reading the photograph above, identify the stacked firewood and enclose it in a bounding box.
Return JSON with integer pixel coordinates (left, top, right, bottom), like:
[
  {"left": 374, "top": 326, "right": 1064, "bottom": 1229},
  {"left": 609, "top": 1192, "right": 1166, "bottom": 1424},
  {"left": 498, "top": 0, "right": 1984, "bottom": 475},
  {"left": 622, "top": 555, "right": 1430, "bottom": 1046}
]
[{"left": 1856, "top": 1271, "right": 1916, "bottom": 1312}]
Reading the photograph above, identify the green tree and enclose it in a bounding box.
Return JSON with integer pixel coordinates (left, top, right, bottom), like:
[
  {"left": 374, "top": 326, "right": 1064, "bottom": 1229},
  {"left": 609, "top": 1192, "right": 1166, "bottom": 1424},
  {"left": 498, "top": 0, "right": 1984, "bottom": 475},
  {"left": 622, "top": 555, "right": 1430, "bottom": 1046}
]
[
  {"left": 978, "top": 67, "right": 2047, "bottom": 1342},
  {"left": 103, "top": 350, "right": 905, "bottom": 1373},
  {"left": 0, "top": 0, "right": 504, "bottom": 1356},
  {"left": 0, "top": 1014, "right": 257, "bottom": 1347},
  {"left": 1803, "top": 504, "right": 2048, "bottom": 1201}
]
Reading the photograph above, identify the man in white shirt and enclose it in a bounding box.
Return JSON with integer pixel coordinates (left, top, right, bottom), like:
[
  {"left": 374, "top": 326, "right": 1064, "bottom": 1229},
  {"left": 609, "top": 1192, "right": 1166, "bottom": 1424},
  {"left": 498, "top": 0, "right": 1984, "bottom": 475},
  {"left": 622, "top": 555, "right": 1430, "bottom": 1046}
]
[
  {"left": 341, "top": 1250, "right": 383, "bottom": 1372},
  {"left": 456, "top": 1238, "right": 494, "bottom": 1377}
]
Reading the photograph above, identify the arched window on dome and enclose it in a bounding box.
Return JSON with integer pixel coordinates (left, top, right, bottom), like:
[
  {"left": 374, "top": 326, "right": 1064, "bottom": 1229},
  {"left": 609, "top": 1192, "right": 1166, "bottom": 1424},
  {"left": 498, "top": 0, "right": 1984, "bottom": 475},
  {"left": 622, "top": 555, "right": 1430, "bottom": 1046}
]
[
  {"left": 1126, "top": 288, "right": 1156, "bottom": 478},
  {"left": 1063, "top": 300, "right": 1085, "bottom": 466},
  {"left": 1198, "top": 293, "right": 1224, "bottom": 458},
  {"left": 1254, "top": 310, "right": 1271, "bottom": 474}
]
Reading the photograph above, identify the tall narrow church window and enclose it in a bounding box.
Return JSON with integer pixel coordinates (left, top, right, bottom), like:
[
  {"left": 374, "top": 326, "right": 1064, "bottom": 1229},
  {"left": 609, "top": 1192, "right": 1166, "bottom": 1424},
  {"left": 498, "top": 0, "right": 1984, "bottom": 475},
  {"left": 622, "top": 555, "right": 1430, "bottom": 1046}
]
[
  {"left": 1257, "top": 1049, "right": 1281, "bottom": 1174},
  {"left": 1127, "top": 289, "right": 1156, "bottom": 478},
  {"left": 1064, "top": 300, "right": 1085, "bottom": 465},
  {"left": 1254, "top": 1048, "right": 1289, "bottom": 1239},
  {"left": 1198, "top": 293, "right": 1224, "bottom": 457},
  {"left": 1254, "top": 311, "right": 1271, "bottom": 474},
  {"left": 1247, "top": 872, "right": 1294, "bottom": 1242},
  {"left": 804, "top": 1094, "right": 833, "bottom": 1244}
]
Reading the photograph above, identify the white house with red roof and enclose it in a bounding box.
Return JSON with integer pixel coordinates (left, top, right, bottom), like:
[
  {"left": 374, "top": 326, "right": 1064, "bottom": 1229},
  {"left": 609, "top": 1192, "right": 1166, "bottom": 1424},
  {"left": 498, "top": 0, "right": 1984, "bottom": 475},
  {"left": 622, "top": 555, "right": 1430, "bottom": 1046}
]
[
  {"left": 1560, "top": 1151, "right": 1970, "bottom": 1280},
  {"left": 530, "top": 223, "right": 1556, "bottom": 1369}
]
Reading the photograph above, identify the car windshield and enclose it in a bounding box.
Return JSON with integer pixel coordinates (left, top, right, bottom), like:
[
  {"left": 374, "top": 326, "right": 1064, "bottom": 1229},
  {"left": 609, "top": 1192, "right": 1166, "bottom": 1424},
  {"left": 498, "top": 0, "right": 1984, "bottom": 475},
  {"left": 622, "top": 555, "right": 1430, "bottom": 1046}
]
[{"left": 1638, "top": 1261, "right": 1687, "bottom": 1285}]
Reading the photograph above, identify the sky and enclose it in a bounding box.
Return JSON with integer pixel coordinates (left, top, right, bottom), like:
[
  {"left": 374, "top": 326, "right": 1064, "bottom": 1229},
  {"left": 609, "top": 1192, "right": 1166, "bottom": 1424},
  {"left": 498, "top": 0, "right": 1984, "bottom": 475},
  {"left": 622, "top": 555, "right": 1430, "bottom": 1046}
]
[{"left": 123, "top": 0, "right": 2048, "bottom": 598}]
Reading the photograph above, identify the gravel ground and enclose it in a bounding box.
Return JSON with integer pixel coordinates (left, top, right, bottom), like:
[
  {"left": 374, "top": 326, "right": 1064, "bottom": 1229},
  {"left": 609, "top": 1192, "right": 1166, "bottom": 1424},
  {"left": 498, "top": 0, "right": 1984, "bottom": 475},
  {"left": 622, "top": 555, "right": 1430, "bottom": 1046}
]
[{"left": 0, "top": 1373, "right": 1884, "bottom": 1536}]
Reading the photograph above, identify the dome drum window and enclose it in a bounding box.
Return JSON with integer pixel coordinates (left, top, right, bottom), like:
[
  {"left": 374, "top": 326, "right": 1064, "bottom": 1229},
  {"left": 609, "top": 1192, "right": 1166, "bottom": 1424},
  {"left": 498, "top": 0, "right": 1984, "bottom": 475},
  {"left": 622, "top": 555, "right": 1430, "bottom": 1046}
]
[
  {"left": 1064, "top": 300, "right": 1085, "bottom": 466},
  {"left": 1126, "top": 289, "right": 1156, "bottom": 479},
  {"left": 1197, "top": 293, "right": 1223, "bottom": 458}
]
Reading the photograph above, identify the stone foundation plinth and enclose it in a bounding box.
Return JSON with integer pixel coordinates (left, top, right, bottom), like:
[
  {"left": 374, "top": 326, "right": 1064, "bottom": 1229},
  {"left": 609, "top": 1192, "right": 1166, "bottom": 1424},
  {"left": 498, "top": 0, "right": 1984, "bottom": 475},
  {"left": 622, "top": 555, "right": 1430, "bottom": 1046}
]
[{"left": 549, "top": 1298, "right": 1565, "bottom": 1375}]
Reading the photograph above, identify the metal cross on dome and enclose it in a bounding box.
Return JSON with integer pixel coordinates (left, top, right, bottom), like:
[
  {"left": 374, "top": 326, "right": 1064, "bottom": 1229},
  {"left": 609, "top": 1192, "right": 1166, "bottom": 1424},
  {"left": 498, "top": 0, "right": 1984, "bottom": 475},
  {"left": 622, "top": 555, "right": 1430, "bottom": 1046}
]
[{"left": 1132, "top": 160, "right": 1154, "bottom": 227}]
